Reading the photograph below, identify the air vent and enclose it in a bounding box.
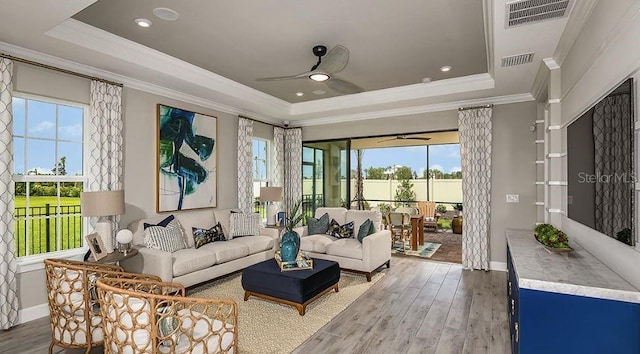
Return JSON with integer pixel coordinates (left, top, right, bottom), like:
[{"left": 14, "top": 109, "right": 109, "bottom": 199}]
[
  {"left": 506, "top": 0, "right": 571, "bottom": 27},
  {"left": 501, "top": 53, "right": 535, "bottom": 67}
]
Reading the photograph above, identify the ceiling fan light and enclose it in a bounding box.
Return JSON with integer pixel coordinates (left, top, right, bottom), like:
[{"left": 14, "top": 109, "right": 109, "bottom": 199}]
[{"left": 309, "top": 73, "right": 330, "bottom": 82}]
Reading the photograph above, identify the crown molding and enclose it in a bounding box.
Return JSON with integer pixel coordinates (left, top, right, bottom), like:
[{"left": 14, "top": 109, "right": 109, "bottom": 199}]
[
  {"left": 482, "top": 0, "right": 495, "bottom": 78},
  {"left": 553, "top": 0, "right": 599, "bottom": 67},
  {"left": 291, "top": 93, "right": 533, "bottom": 127},
  {"left": 543, "top": 58, "right": 560, "bottom": 70},
  {"left": 530, "top": 61, "right": 550, "bottom": 101},
  {"left": 290, "top": 73, "right": 495, "bottom": 116},
  {"left": 45, "top": 19, "right": 290, "bottom": 116},
  {"left": 0, "top": 41, "right": 283, "bottom": 125}
]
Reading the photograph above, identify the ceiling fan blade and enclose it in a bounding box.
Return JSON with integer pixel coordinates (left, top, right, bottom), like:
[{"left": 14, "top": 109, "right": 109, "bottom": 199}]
[
  {"left": 325, "top": 77, "right": 364, "bottom": 94},
  {"left": 405, "top": 137, "right": 431, "bottom": 141},
  {"left": 317, "top": 45, "right": 349, "bottom": 74},
  {"left": 256, "top": 71, "right": 312, "bottom": 81},
  {"left": 378, "top": 138, "right": 397, "bottom": 144}
]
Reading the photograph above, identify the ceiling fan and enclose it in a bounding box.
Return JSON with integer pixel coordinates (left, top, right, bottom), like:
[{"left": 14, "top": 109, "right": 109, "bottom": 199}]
[
  {"left": 256, "top": 45, "right": 364, "bottom": 94},
  {"left": 378, "top": 135, "right": 431, "bottom": 143}
]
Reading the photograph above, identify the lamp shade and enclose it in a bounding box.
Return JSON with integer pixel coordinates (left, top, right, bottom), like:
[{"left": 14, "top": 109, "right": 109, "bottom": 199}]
[
  {"left": 260, "top": 187, "right": 283, "bottom": 202},
  {"left": 81, "top": 190, "right": 125, "bottom": 217}
]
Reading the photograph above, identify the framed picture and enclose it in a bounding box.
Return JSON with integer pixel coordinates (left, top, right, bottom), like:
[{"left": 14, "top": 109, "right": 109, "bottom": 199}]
[
  {"left": 156, "top": 104, "right": 218, "bottom": 212},
  {"left": 85, "top": 233, "right": 107, "bottom": 261}
]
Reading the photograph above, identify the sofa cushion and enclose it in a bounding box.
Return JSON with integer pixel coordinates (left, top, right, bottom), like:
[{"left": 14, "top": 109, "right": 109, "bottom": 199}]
[
  {"left": 307, "top": 213, "right": 330, "bottom": 235},
  {"left": 199, "top": 241, "right": 249, "bottom": 264},
  {"left": 300, "top": 234, "right": 337, "bottom": 254},
  {"left": 171, "top": 249, "right": 217, "bottom": 277},
  {"left": 327, "top": 219, "right": 354, "bottom": 239},
  {"left": 325, "top": 238, "right": 363, "bottom": 260},
  {"left": 315, "top": 207, "right": 347, "bottom": 225},
  {"left": 346, "top": 209, "right": 383, "bottom": 234},
  {"left": 229, "top": 236, "right": 274, "bottom": 255}
]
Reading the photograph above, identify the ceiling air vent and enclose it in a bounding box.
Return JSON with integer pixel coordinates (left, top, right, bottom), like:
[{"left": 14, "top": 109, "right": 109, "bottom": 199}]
[
  {"left": 501, "top": 52, "right": 535, "bottom": 67},
  {"left": 506, "top": 0, "right": 572, "bottom": 27}
]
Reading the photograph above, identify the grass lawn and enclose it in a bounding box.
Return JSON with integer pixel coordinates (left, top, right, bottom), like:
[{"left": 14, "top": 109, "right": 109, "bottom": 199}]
[
  {"left": 438, "top": 218, "right": 452, "bottom": 230},
  {"left": 14, "top": 196, "right": 83, "bottom": 257}
]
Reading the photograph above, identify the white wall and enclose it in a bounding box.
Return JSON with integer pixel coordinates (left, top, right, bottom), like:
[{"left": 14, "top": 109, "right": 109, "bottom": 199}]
[
  {"left": 301, "top": 101, "right": 538, "bottom": 264},
  {"left": 554, "top": 0, "right": 640, "bottom": 289}
]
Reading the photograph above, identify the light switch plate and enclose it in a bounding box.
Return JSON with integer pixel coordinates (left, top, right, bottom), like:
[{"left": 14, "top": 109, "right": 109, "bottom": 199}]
[{"left": 506, "top": 194, "right": 519, "bottom": 203}]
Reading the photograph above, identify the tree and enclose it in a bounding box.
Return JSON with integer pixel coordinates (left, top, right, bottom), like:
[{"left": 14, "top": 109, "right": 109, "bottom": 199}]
[
  {"left": 365, "top": 167, "right": 386, "bottom": 179},
  {"left": 52, "top": 156, "right": 67, "bottom": 176},
  {"left": 394, "top": 171, "right": 416, "bottom": 207},
  {"left": 394, "top": 166, "right": 413, "bottom": 180}
]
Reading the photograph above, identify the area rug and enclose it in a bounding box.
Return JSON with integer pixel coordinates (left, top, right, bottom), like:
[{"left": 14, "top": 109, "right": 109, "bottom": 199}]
[
  {"left": 188, "top": 271, "right": 383, "bottom": 354},
  {"left": 392, "top": 241, "right": 441, "bottom": 258}
]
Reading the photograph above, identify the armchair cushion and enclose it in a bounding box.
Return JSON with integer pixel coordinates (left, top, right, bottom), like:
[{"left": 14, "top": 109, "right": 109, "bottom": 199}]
[{"left": 307, "top": 213, "right": 330, "bottom": 234}]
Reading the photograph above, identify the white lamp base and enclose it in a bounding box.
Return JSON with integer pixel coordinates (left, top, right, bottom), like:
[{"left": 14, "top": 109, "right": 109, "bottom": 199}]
[
  {"left": 94, "top": 217, "right": 115, "bottom": 253},
  {"left": 266, "top": 203, "right": 278, "bottom": 226}
]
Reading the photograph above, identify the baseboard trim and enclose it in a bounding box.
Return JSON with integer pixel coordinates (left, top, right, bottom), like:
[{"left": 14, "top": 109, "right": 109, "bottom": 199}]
[
  {"left": 490, "top": 261, "right": 507, "bottom": 272},
  {"left": 19, "top": 303, "right": 49, "bottom": 324}
]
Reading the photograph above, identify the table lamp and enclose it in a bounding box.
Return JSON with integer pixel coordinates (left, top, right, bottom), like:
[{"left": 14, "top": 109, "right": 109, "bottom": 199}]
[
  {"left": 81, "top": 190, "right": 125, "bottom": 253},
  {"left": 260, "top": 187, "right": 283, "bottom": 226}
]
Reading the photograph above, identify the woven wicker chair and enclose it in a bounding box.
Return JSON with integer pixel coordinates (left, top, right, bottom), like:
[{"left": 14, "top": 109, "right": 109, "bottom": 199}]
[
  {"left": 96, "top": 277, "right": 238, "bottom": 353},
  {"left": 44, "top": 258, "right": 161, "bottom": 354}
]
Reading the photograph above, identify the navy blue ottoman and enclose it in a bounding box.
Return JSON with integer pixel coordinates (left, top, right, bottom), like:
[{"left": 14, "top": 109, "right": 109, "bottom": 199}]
[{"left": 242, "top": 258, "right": 340, "bottom": 315}]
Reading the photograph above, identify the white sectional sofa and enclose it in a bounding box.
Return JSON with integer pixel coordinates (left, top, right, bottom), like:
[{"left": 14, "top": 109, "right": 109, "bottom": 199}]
[
  {"left": 120, "top": 208, "right": 279, "bottom": 288},
  {"left": 296, "top": 207, "right": 392, "bottom": 281}
]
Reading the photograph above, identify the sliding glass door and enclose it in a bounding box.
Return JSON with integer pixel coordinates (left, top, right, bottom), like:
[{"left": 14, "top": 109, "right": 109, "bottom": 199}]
[{"left": 302, "top": 140, "right": 350, "bottom": 214}]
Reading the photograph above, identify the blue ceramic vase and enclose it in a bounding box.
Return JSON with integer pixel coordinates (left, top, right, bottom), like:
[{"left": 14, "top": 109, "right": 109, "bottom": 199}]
[{"left": 280, "top": 230, "right": 300, "bottom": 262}]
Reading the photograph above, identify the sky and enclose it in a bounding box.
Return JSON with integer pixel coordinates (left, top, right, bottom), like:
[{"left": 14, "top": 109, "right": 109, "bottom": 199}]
[
  {"left": 13, "top": 97, "right": 84, "bottom": 176},
  {"left": 352, "top": 144, "right": 461, "bottom": 176}
]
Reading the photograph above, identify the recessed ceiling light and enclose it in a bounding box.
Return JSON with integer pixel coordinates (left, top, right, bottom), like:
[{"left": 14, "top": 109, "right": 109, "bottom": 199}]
[
  {"left": 313, "top": 90, "right": 325, "bottom": 95},
  {"left": 296, "top": 92, "right": 304, "bottom": 97},
  {"left": 440, "top": 65, "right": 452, "bottom": 72},
  {"left": 309, "top": 73, "right": 330, "bottom": 82},
  {"left": 134, "top": 18, "right": 152, "bottom": 28},
  {"left": 153, "top": 8, "right": 180, "bottom": 21}
]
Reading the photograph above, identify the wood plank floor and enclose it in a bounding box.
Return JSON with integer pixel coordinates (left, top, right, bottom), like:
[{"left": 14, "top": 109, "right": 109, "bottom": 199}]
[{"left": 0, "top": 256, "right": 510, "bottom": 354}]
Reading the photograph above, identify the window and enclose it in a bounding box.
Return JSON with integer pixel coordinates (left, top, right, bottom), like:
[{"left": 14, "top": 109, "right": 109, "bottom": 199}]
[
  {"left": 252, "top": 138, "right": 270, "bottom": 217},
  {"left": 12, "top": 95, "right": 87, "bottom": 258}
]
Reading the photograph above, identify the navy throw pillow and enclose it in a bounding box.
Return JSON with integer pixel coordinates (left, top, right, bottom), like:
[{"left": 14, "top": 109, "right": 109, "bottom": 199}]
[
  {"left": 144, "top": 215, "right": 175, "bottom": 230},
  {"left": 357, "top": 219, "right": 377, "bottom": 243}
]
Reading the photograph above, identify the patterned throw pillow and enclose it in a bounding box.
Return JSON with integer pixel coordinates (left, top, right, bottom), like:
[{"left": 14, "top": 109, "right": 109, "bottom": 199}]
[
  {"left": 144, "top": 217, "right": 186, "bottom": 253},
  {"left": 357, "top": 219, "right": 377, "bottom": 243},
  {"left": 327, "top": 219, "right": 355, "bottom": 239},
  {"left": 192, "top": 223, "right": 226, "bottom": 248},
  {"left": 230, "top": 212, "right": 261, "bottom": 238},
  {"left": 307, "top": 213, "right": 330, "bottom": 235}
]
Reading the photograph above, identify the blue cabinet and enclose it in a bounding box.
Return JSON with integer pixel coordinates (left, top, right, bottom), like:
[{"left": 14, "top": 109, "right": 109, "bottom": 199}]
[{"left": 507, "top": 245, "right": 640, "bottom": 354}]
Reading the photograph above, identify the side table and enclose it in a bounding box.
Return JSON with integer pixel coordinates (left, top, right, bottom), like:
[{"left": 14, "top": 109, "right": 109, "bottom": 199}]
[{"left": 92, "top": 248, "right": 138, "bottom": 264}]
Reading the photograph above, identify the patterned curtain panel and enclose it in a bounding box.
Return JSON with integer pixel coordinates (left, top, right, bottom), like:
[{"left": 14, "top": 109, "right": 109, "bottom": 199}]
[
  {"left": 88, "top": 81, "right": 123, "bottom": 244},
  {"left": 458, "top": 107, "right": 492, "bottom": 270},
  {"left": 272, "top": 127, "right": 285, "bottom": 213},
  {"left": 593, "top": 94, "right": 632, "bottom": 237},
  {"left": 284, "top": 128, "right": 302, "bottom": 220},
  {"left": 0, "top": 58, "right": 19, "bottom": 329},
  {"left": 237, "top": 118, "right": 254, "bottom": 213}
]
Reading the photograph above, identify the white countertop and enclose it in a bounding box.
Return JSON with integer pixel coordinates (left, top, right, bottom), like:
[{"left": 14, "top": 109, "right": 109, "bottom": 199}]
[{"left": 506, "top": 229, "right": 640, "bottom": 303}]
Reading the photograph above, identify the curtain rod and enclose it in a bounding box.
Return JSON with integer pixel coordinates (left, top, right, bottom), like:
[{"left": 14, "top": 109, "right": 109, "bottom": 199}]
[
  {"left": 458, "top": 104, "right": 493, "bottom": 111},
  {"left": 0, "top": 53, "right": 123, "bottom": 87},
  {"left": 238, "top": 115, "right": 287, "bottom": 128}
]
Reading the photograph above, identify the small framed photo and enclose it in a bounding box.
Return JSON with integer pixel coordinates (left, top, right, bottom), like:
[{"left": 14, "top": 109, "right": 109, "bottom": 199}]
[{"left": 85, "top": 233, "right": 107, "bottom": 261}]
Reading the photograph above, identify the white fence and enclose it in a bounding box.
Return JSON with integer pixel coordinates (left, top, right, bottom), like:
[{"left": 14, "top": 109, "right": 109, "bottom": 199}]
[{"left": 302, "top": 179, "right": 462, "bottom": 209}]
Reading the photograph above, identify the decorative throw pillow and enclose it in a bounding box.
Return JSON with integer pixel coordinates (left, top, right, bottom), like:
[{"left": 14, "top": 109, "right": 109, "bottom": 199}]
[
  {"left": 357, "top": 219, "right": 377, "bottom": 243},
  {"left": 229, "top": 212, "right": 260, "bottom": 238},
  {"left": 143, "top": 215, "right": 176, "bottom": 229},
  {"left": 327, "top": 219, "right": 355, "bottom": 239},
  {"left": 144, "top": 217, "right": 186, "bottom": 252},
  {"left": 192, "top": 223, "right": 226, "bottom": 248},
  {"left": 307, "top": 213, "right": 330, "bottom": 235}
]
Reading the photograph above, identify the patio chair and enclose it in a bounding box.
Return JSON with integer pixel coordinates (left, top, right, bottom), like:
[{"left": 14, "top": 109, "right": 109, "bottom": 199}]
[
  {"left": 417, "top": 201, "right": 439, "bottom": 232},
  {"left": 96, "top": 277, "right": 237, "bottom": 353},
  {"left": 44, "top": 258, "right": 161, "bottom": 354},
  {"left": 387, "top": 212, "right": 412, "bottom": 251},
  {"left": 395, "top": 206, "right": 419, "bottom": 215}
]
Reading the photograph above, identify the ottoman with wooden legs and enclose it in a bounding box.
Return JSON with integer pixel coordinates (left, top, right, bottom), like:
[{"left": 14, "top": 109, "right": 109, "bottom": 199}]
[{"left": 241, "top": 258, "right": 340, "bottom": 315}]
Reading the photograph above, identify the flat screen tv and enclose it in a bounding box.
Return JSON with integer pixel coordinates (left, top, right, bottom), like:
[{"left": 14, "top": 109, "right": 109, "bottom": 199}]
[{"left": 567, "top": 78, "right": 634, "bottom": 245}]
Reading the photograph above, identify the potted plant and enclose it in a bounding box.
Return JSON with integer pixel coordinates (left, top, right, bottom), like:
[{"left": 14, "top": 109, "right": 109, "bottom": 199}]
[
  {"left": 452, "top": 203, "right": 463, "bottom": 234},
  {"left": 280, "top": 200, "right": 305, "bottom": 262}
]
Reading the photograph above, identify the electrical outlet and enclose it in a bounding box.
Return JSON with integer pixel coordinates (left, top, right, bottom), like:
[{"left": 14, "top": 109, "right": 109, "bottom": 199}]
[{"left": 506, "top": 194, "right": 519, "bottom": 203}]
